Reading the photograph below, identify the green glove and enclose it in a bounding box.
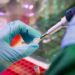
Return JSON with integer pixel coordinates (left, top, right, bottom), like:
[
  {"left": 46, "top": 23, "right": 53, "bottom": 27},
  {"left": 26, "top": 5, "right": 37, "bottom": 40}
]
[
  {"left": 0, "top": 20, "right": 41, "bottom": 72},
  {"left": 0, "top": 20, "right": 41, "bottom": 43}
]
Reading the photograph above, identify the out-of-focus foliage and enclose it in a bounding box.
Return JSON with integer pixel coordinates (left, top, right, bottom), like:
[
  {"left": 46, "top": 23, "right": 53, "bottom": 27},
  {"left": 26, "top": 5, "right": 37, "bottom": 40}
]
[
  {"left": 33, "top": 28, "right": 65, "bottom": 63},
  {"left": 33, "top": 0, "right": 75, "bottom": 63}
]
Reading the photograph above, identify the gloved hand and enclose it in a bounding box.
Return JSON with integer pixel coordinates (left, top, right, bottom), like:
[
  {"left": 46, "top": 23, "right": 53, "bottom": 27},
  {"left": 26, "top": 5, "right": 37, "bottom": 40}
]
[
  {"left": 65, "top": 7, "right": 75, "bottom": 21},
  {"left": 61, "top": 7, "right": 75, "bottom": 48},
  {"left": 0, "top": 20, "right": 41, "bottom": 72},
  {"left": 0, "top": 20, "right": 41, "bottom": 44}
]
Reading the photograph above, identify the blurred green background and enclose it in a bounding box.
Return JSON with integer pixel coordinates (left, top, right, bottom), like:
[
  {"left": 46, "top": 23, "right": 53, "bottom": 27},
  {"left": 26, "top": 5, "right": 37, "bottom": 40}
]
[{"left": 31, "top": 0, "right": 75, "bottom": 63}]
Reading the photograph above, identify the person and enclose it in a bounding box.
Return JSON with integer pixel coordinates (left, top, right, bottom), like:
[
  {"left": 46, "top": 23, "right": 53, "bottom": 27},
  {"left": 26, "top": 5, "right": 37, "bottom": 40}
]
[
  {"left": 45, "top": 7, "right": 75, "bottom": 75},
  {"left": 0, "top": 20, "right": 41, "bottom": 72}
]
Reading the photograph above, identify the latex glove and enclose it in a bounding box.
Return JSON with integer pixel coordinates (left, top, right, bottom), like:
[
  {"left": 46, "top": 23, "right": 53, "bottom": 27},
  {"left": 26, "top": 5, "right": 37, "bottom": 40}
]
[
  {"left": 61, "top": 7, "right": 75, "bottom": 48},
  {"left": 0, "top": 20, "right": 41, "bottom": 72},
  {"left": 0, "top": 20, "right": 41, "bottom": 44}
]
